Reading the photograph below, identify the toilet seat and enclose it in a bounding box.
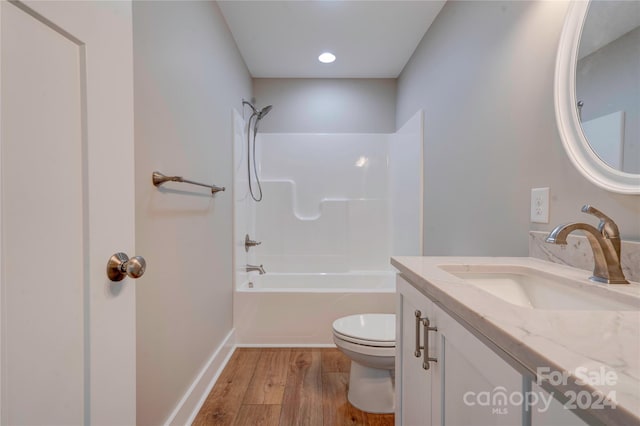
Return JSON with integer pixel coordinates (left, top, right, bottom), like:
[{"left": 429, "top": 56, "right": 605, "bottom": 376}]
[
  {"left": 333, "top": 334, "right": 395, "bottom": 358},
  {"left": 332, "top": 314, "right": 395, "bottom": 347},
  {"left": 333, "top": 330, "right": 395, "bottom": 347}
]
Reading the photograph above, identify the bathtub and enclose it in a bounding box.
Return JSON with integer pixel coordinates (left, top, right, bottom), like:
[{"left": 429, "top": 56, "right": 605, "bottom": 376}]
[{"left": 233, "top": 271, "right": 396, "bottom": 345}]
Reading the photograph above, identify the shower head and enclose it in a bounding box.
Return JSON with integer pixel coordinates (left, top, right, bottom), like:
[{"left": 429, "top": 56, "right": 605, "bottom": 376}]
[{"left": 257, "top": 105, "right": 273, "bottom": 120}]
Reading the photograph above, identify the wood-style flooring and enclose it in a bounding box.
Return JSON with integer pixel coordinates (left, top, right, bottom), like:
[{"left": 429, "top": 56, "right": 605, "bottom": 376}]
[{"left": 193, "top": 348, "right": 395, "bottom": 426}]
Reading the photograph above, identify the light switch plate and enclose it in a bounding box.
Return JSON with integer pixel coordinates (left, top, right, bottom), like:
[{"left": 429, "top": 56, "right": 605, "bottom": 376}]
[{"left": 531, "top": 187, "right": 549, "bottom": 223}]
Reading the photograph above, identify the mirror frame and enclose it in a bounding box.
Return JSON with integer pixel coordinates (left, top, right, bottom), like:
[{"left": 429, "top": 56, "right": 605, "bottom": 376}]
[{"left": 555, "top": 1, "right": 640, "bottom": 194}]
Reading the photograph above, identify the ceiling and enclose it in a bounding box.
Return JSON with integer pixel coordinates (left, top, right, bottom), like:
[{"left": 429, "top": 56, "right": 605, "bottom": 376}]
[
  {"left": 578, "top": 1, "right": 640, "bottom": 60},
  {"left": 217, "top": 0, "right": 446, "bottom": 78}
]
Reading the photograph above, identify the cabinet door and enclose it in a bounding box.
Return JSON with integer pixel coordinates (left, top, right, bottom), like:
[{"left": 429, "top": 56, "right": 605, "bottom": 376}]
[
  {"left": 432, "top": 303, "right": 523, "bottom": 426},
  {"left": 531, "top": 384, "right": 588, "bottom": 426},
  {"left": 397, "top": 276, "right": 434, "bottom": 426}
]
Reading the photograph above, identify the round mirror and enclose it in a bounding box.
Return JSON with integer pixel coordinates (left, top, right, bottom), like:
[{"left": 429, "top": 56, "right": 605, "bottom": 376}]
[{"left": 555, "top": 1, "right": 640, "bottom": 193}]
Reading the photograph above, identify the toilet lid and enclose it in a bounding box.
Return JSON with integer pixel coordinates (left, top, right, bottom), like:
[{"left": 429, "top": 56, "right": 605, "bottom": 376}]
[{"left": 332, "top": 314, "right": 395, "bottom": 345}]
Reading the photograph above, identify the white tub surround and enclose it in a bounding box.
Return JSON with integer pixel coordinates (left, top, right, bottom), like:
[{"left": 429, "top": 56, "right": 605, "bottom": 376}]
[
  {"left": 254, "top": 133, "right": 391, "bottom": 272},
  {"left": 234, "top": 111, "right": 423, "bottom": 278},
  {"left": 232, "top": 112, "right": 423, "bottom": 346},
  {"left": 392, "top": 256, "right": 640, "bottom": 426}
]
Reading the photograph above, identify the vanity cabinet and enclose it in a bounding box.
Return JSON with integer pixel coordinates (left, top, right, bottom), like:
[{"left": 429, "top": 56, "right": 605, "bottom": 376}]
[{"left": 397, "top": 275, "right": 523, "bottom": 426}]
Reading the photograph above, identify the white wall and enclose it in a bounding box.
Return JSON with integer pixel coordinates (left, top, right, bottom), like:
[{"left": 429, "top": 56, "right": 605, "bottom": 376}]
[
  {"left": 133, "top": 2, "right": 251, "bottom": 425},
  {"left": 397, "top": 0, "right": 640, "bottom": 256},
  {"left": 253, "top": 78, "right": 396, "bottom": 133}
]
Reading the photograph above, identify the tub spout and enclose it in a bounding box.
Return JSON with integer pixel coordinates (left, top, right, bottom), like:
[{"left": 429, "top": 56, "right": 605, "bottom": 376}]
[{"left": 246, "top": 264, "right": 266, "bottom": 275}]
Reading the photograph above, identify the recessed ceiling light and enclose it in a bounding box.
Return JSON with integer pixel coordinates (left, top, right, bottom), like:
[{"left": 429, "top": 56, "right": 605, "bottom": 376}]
[{"left": 318, "top": 52, "right": 336, "bottom": 64}]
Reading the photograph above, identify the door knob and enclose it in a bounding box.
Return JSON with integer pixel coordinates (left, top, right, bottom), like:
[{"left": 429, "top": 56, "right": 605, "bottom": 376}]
[{"left": 107, "top": 252, "right": 146, "bottom": 282}]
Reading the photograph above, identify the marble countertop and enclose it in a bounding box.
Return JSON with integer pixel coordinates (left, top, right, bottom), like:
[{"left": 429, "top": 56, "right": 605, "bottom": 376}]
[{"left": 391, "top": 256, "right": 640, "bottom": 426}]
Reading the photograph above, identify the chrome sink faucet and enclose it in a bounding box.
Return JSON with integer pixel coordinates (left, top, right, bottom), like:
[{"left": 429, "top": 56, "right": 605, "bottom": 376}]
[
  {"left": 246, "top": 264, "right": 266, "bottom": 275},
  {"left": 545, "top": 204, "right": 628, "bottom": 284}
]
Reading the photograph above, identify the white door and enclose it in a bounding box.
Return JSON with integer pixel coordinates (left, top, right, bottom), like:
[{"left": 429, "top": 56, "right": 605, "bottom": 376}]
[{"left": 0, "top": 1, "right": 136, "bottom": 424}]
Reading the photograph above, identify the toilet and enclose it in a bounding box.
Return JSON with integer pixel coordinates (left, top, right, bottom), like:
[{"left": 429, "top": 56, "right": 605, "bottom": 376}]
[{"left": 332, "top": 313, "right": 396, "bottom": 414}]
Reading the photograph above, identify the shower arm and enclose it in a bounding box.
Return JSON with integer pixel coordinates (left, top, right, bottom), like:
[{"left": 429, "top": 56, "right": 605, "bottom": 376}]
[{"left": 242, "top": 100, "right": 258, "bottom": 115}]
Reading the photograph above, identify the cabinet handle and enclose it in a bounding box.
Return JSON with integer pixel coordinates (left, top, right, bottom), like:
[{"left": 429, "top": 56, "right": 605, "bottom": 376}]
[
  {"left": 414, "top": 310, "right": 423, "bottom": 357},
  {"left": 422, "top": 317, "right": 438, "bottom": 370}
]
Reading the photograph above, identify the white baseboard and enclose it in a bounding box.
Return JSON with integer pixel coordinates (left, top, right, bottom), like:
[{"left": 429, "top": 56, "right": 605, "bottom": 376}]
[
  {"left": 163, "top": 334, "right": 336, "bottom": 425},
  {"left": 236, "top": 343, "right": 336, "bottom": 348},
  {"left": 164, "top": 329, "right": 237, "bottom": 426}
]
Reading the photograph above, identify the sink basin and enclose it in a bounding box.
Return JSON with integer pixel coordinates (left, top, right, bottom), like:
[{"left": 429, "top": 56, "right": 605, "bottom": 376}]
[{"left": 439, "top": 265, "right": 640, "bottom": 311}]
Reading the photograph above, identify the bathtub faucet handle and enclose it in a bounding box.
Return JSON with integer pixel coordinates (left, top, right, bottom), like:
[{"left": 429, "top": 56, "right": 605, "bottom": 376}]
[{"left": 245, "top": 234, "right": 262, "bottom": 252}]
